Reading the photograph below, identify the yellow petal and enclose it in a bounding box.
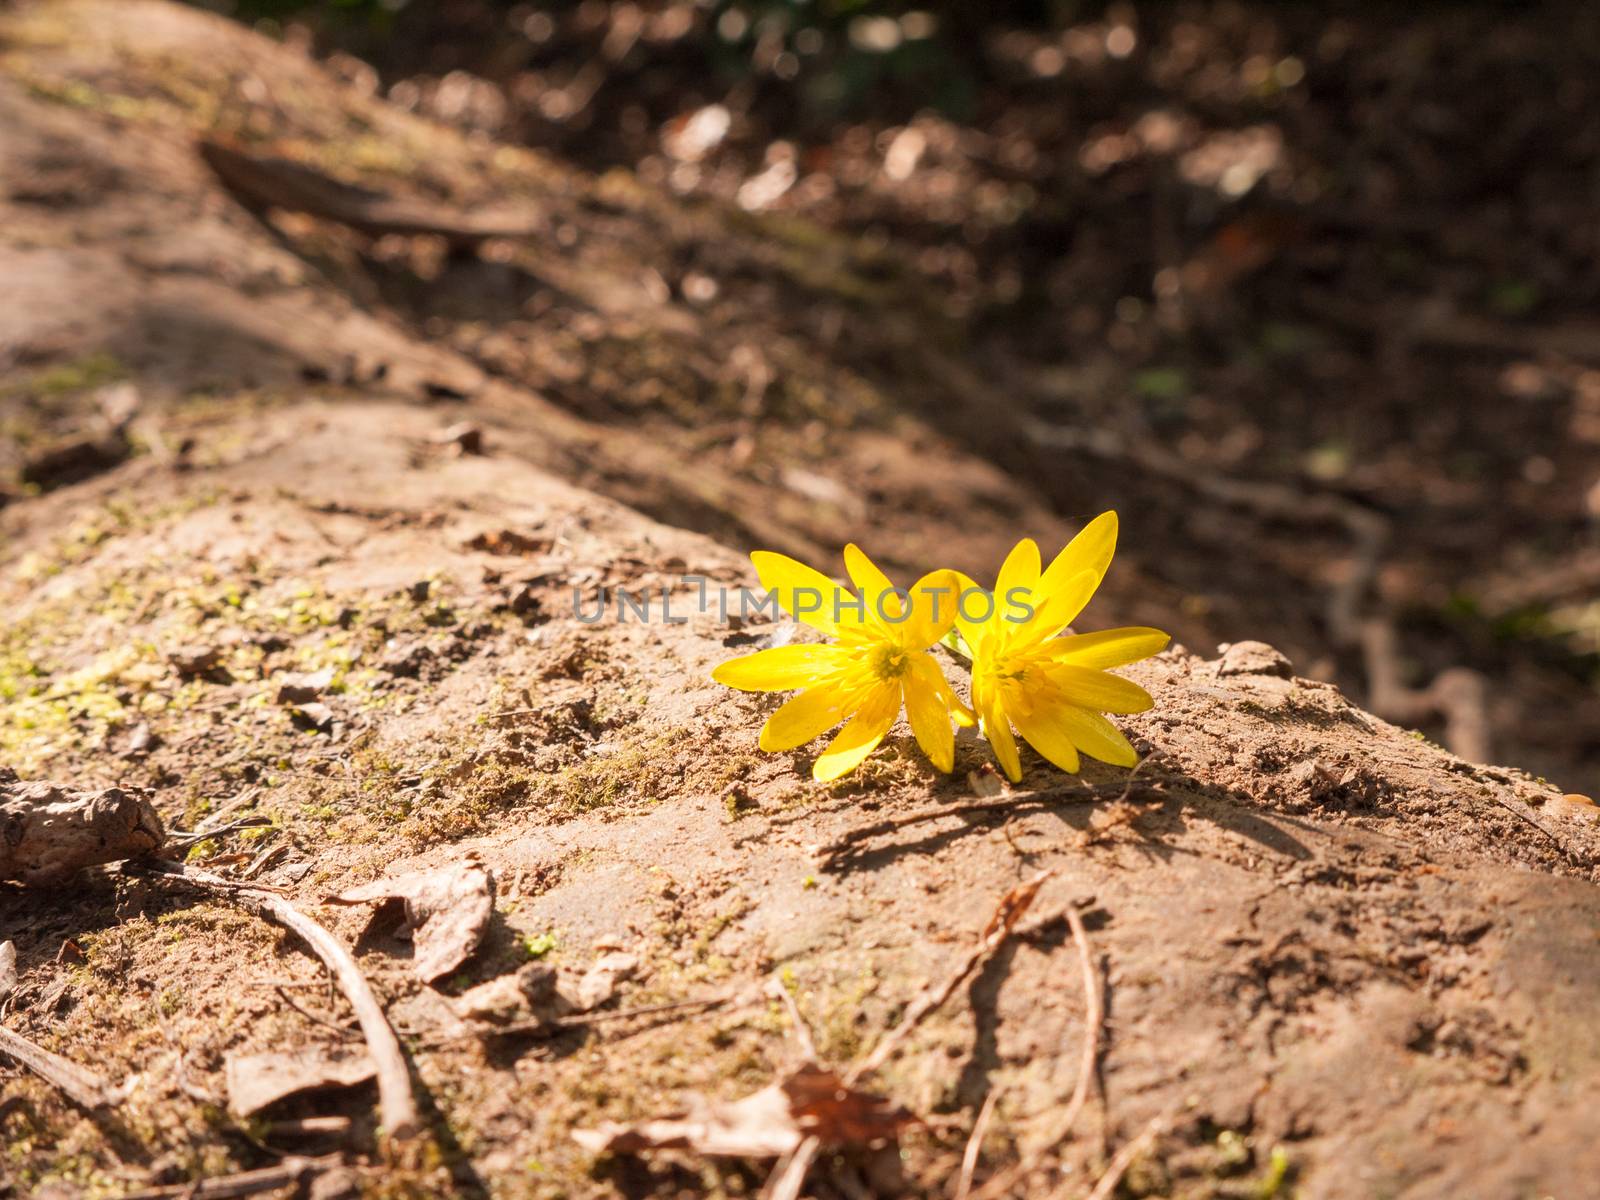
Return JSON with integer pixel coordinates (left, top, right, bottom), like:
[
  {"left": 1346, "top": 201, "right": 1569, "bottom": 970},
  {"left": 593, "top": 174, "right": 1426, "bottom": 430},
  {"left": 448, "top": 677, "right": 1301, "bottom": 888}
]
[
  {"left": 1055, "top": 707, "right": 1139, "bottom": 767},
  {"left": 713, "top": 644, "right": 849, "bottom": 691},
  {"left": 813, "top": 682, "right": 901, "bottom": 781},
  {"left": 751, "top": 550, "right": 851, "bottom": 636},
  {"left": 1041, "top": 512, "right": 1118, "bottom": 594},
  {"left": 923, "top": 651, "right": 977, "bottom": 727},
  {"left": 976, "top": 681, "right": 1022, "bottom": 783},
  {"left": 1044, "top": 663, "right": 1154, "bottom": 714},
  {"left": 1042, "top": 626, "right": 1170, "bottom": 670},
  {"left": 902, "top": 654, "right": 956, "bottom": 773},
  {"left": 1015, "top": 568, "right": 1097, "bottom": 649},
  {"left": 760, "top": 684, "right": 858, "bottom": 751},
  {"left": 897, "top": 568, "right": 963, "bottom": 649},
  {"left": 842, "top": 543, "right": 898, "bottom": 627},
  {"left": 1027, "top": 512, "right": 1118, "bottom": 639},
  {"left": 995, "top": 537, "right": 1041, "bottom": 604},
  {"left": 1009, "top": 697, "right": 1082, "bottom": 775},
  {"left": 951, "top": 570, "right": 997, "bottom": 659}
]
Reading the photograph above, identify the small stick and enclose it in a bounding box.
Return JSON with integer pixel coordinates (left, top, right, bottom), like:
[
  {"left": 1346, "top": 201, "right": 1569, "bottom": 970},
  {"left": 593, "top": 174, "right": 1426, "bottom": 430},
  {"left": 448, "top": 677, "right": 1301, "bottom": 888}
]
[
  {"left": 971, "top": 901, "right": 1104, "bottom": 1200},
  {"left": 956, "top": 1090, "right": 1001, "bottom": 1200},
  {"left": 1079, "top": 1112, "right": 1171, "bottom": 1200},
  {"left": 0, "top": 1024, "right": 123, "bottom": 1110},
  {"left": 814, "top": 783, "right": 1142, "bottom": 866},
  {"left": 1484, "top": 793, "right": 1577, "bottom": 866},
  {"left": 276, "top": 985, "right": 360, "bottom": 1040},
  {"left": 169, "top": 816, "right": 272, "bottom": 848},
  {"left": 847, "top": 871, "right": 1051, "bottom": 1085},
  {"left": 762, "top": 1135, "right": 821, "bottom": 1200},
  {"left": 119, "top": 1153, "right": 345, "bottom": 1200},
  {"left": 240, "top": 841, "right": 287, "bottom": 880},
  {"left": 768, "top": 975, "right": 818, "bottom": 1062},
  {"left": 193, "top": 787, "right": 262, "bottom": 834},
  {"left": 266, "top": 1115, "right": 353, "bottom": 1139},
  {"left": 133, "top": 863, "right": 288, "bottom": 896},
  {"left": 438, "top": 994, "right": 732, "bottom": 1044},
  {"left": 144, "top": 862, "right": 419, "bottom": 1142},
  {"left": 553, "top": 994, "right": 733, "bottom": 1029}
]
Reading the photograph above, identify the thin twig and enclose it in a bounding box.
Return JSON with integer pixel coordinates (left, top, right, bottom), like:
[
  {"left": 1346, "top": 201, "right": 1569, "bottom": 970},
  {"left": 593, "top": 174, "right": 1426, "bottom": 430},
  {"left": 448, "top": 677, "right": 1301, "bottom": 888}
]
[
  {"left": 169, "top": 817, "right": 273, "bottom": 849},
  {"left": 240, "top": 841, "right": 287, "bottom": 880},
  {"left": 814, "top": 784, "right": 1143, "bottom": 867},
  {"left": 762, "top": 1135, "right": 821, "bottom": 1200},
  {"left": 119, "top": 1153, "right": 345, "bottom": 1200},
  {"left": 769, "top": 975, "right": 818, "bottom": 1062},
  {"left": 956, "top": 1090, "right": 1001, "bottom": 1200},
  {"left": 846, "top": 871, "right": 1051, "bottom": 1086},
  {"left": 440, "top": 994, "right": 731, "bottom": 1043},
  {"left": 265, "top": 1115, "right": 353, "bottom": 1139},
  {"left": 1077, "top": 1112, "right": 1172, "bottom": 1200},
  {"left": 970, "top": 901, "right": 1103, "bottom": 1200},
  {"left": 143, "top": 862, "right": 419, "bottom": 1142},
  {"left": 276, "top": 985, "right": 360, "bottom": 1041},
  {"left": 555, "top": 993, "right": 733, "bottom": 1030},
  {"left": 0, "top": 1024, "right": 124, "bottom": 1110}
]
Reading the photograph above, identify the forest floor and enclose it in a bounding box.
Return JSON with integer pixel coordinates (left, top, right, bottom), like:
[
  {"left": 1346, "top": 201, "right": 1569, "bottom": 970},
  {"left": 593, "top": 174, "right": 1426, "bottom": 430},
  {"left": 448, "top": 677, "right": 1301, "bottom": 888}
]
[{"left": 3, "top": 3, "right": 1600, "bottom": 1199}]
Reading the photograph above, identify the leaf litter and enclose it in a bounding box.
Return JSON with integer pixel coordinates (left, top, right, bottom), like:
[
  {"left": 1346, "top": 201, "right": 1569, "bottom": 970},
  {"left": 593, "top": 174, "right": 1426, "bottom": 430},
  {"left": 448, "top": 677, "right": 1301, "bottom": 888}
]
[{"left": 324, "top": 856, "right": 494, "bottom": 983}]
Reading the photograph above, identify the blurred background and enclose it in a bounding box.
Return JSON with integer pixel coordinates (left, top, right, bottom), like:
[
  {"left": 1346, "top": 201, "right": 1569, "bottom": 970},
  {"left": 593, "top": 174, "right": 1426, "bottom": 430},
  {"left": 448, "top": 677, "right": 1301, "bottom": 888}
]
[{"left": 180, "top": 0, "right": 1600, "bottom": 791}]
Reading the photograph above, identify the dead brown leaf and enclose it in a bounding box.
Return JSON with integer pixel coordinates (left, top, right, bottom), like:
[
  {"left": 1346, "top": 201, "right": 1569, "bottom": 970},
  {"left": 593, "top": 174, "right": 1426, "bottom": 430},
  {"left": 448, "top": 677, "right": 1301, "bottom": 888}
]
[
  {"left": 0, "top": 941, "right": 16, "bottom": 1001},
  {"left": 325, "top": 858, "right": 494, "bottom": 982},
  {"left": 557, "top": 951, "right": 640, "bottom": 1013},
  {"left": 225, "top": 1047, "right": 376, "bottom": 1118},
  {"left": 453, "top": 962, "right": 559, "bottom": 1026},
  {"left": 572, "top": 1064, "right": 914, "bottom": 1159}
]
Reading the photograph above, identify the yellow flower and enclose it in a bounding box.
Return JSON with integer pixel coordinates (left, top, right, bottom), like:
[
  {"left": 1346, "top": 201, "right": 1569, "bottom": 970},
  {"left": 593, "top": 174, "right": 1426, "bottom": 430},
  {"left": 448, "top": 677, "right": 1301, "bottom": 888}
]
[
  {"left": 713, "top": 546, "right": 969, "bottom": 781},
  {"left": 954, "top": 512, "right": 1168, "bottom": 782}
]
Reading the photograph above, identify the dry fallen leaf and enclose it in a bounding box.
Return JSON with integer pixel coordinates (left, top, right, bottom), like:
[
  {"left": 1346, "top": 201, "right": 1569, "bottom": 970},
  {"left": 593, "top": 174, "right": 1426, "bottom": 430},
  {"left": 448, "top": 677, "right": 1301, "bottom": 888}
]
[
  {"left": 572, "top": 1064, "right": 914, "bottom": 1159},
  {"left": 558, "top": 951, "right": 640, "bottom": 1013},
  {"left": 1, "top": 776, "right": 167, "bottom": 886},
  {"left": 0, "top": 941, "right": 16, "bottom": 1001},
  {"left": 453, "top": 962, "right": 560, "bottom": 1026},
  {"left": 325, "top": 858, "right": 494, "bottom": 982},
  {"left": 225, "top": 1048, "right": 376, "bottom": 1118}
]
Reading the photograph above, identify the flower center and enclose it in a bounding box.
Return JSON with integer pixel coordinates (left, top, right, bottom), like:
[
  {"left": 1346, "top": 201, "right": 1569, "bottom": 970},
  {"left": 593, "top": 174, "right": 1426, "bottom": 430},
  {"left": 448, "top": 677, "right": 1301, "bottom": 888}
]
[{"left": 871, "top": 644, "right": 911, "bottom": 680}]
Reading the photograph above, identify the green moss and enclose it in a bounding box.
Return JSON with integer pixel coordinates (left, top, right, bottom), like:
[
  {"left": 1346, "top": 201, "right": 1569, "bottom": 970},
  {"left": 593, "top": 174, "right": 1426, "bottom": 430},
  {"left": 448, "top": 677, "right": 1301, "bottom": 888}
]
[
  {"left": 522, "top": 931, "right": 559, "bottom": 960},
  {"left": 0, "top": 351, "right": 125, "bottom": 400}
]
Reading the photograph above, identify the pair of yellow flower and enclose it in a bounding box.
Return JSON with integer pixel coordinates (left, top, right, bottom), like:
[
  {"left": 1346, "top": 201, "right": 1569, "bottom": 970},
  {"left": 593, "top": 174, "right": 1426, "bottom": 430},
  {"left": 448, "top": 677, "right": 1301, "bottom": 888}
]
[{"left": 712, "top": 512, "right": 1169, "bottom": 782}]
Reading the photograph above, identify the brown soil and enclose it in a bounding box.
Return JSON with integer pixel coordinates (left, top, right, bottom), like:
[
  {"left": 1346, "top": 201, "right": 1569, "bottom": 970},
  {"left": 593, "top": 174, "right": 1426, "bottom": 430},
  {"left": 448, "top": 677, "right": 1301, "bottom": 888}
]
[{"left": 3, "top": 4, "right": 1600, "bottom": 1198}]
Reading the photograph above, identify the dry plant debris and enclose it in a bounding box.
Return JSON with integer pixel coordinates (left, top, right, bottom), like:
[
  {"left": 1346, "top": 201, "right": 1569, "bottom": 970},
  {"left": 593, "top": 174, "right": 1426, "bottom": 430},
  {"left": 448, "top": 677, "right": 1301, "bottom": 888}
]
[
  {"left": 574, "top": 871, "right": 1053, "bottom": 1192},
  {"left": 0, "top": 939, "right": 15, "bottom": 1001},
  {"left": 0, "top": 1024, "right": 127, "bottom": 1110},
  {"left": 117, "top": 1153, "right": 347, "bottom": 1200},
  {"left": 848, "top": 870, "right": 1050, "bottom": 1083},
  {"left": 572, "top": 1062, "right": 915, "bottom": 1159},
  {"left": 198, "top": 138, "right": 541, "bottom": 245},
  {"left": 152, "top": 863, "right": 421, "bottom": 1143},
  {"left": 225, "top": 1047, "right": 377, "bottom": 1118},
  {"left": 324, "top": 857, "right": 494, "bottom": 983},
  {"left": 1, "top": 773, "right": 166, "bottom": 885},
  {"left": 449, "top": 953, "right": 652, "bottom": 1032},
  {"left": 559, "top": 950, "right": 642, "bottom": 1012}
]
